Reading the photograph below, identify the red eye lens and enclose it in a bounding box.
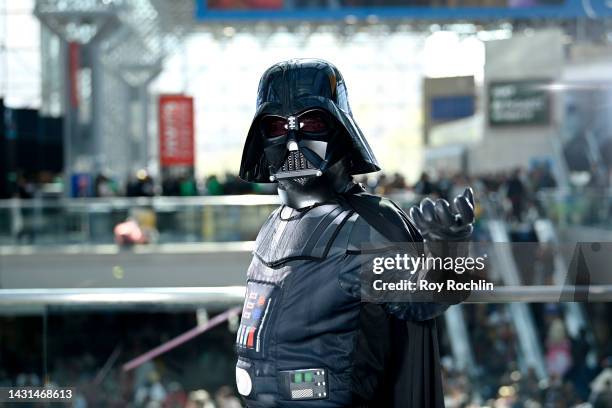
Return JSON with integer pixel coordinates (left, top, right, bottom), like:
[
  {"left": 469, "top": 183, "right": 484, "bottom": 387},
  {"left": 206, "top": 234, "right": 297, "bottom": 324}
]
[
  {"left": 261, "top": 117, "right": 287, "bottom": 138},
  {"left": 300, "top": 112, "right": 329, "bottom": 133}
]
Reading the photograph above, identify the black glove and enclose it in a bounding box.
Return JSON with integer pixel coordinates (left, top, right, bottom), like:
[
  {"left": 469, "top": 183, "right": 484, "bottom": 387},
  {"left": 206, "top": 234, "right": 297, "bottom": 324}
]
[
  {"left": 409, "top": 188, "right": 476, "bottom": 304},
  {"left": 409, "top": 187, "right": 475, "bottom": 242}
]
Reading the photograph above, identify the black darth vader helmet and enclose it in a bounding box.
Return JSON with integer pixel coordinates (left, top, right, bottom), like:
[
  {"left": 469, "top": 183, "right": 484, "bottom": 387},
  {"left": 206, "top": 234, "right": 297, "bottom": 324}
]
[{"left": 239, "top": 58, "right": 380, "bottom": 183}]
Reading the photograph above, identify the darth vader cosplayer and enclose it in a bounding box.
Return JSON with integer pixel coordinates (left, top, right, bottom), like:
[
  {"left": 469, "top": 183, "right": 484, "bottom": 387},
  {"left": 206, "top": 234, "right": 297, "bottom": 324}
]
[{"left": 235, "top": 59, "right": 475, "bottom": 408}]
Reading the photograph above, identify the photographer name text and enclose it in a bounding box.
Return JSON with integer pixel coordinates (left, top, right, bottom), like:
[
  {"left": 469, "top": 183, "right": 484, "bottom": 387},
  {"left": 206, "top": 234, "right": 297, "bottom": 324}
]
[{"left": 372, "top": 278, "right": 494, "bottom": 292}]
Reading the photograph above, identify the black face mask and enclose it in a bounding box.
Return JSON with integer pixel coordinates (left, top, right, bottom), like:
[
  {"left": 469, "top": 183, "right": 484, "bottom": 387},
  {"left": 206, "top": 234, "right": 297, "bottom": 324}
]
[{"left": 260, "top": 109, "right": 343, "bottom": 183}]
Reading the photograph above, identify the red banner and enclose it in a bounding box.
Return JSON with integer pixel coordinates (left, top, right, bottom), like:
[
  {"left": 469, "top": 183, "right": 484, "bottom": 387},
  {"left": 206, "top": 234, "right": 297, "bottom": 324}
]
[
  {"left": 159, "top": 95, "right": 195, "bottom": 167},
  {"left": 69, "top": 42, "right": 80, "bottom": 108}
]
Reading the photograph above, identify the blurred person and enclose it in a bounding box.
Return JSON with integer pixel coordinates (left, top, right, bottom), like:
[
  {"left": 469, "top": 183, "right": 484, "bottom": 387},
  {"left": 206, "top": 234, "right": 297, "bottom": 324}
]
[
  {"left": 505, "top": 168, "right": 527, "bottom": 222},
  {"left": 543, "top": 374, "right": 566, "bottom": 407},
  {"left": 589, "top": 368, "right": 612, "bottom": 408},
  {"left": 252, "top": 180, "right": 277, "bottom": 194},
  {"left": 567, "top": 328, "right": 593, "bottom": 401},
  {"left": 531, "top": 165, "right": 557, "bottom": 191},
  {"left": 374, "top": 172, "right": 388, "bottom": 195},
  {"left": 449, "top": 174, "right": 471, "bottom": 203},
  {"left": 561, "top": 382, "right": 582, "bottom": 407},
  {"left": 9, "top": 195, "right": 27, "bottom": 243},
  {"left": 587, "top": 163, "right": 608, "bottom": 190},
  {"left": 16, "top": 372, "right": 41, "bottom": 387},
  {"left": 11, "top": 174, "right": 37, "bottom": 243},
  {"left": 533, "top": 243, "right": 555, "bottom": 286},
  {"left": 94, "top": 173, "right": 117, "bottom": 197},
  {"left": 223, "top": 173, "right": 254, "bottom": 195},
  {"left": 162, "top": 176, "right": 182, "bottom": 196},
  {"left": 520, "top": 367, "right": 542, "bottom": 403},
  {"left": 127, "top": 170, "right": 155, "bottom": 197},
  {"left": 442, "top": 366, "right": 471, "bottom": 408},
  {"left": 493, "top": 384, "right": 519, "bottom": 408},
  {"left": 73, "top": 391, "right": 88, "bottom": 408},
  {"left": 435, "top": 170, "right": 453, "bottom": 200},
  {"left": 387, "top": 172, "right": 407, "bottom": 192},
  {"left": 414, "top": 171, "right": 436, "bottom": 195},
  {"left": 205, "top": 175, "right": 224, "bottom": 195},
  {"left": 186, "top": 389, "right": 216, "bottom": 408},
  {"left": 16, "top": 174, "right": 35, "bottom": 199},
  {"left": 131, "top": 349, "right": 155, "bottom": 395},
  {"left": 163, "top": 382, "right": 188, "bottom": 408},
  {"left": 180, "top": 175, "right": 198, "bottom": 196},
  {"left": 236, "top": 59, "right": 475, "bottom": 407},
  {"left": 546, "top": 318, "right": 572, "bottom": 379},
  {"left": 114, "top": 208, "right": 158, "bottom": 246},
  {"left": 114, "top": 217, "right": 149, "bottom": 246},
  {"left": 134, "top": 371, "right": 167, "bottom": 407},
  {"left": 357, "top": 174, "right": 378, "bottom": 193},
  {"left": 215, "top": 386, "right": 242, "bottom": 408}
]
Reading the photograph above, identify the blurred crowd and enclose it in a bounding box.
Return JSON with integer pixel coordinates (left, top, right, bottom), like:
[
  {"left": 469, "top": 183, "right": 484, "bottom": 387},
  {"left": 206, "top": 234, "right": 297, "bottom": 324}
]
[
  {"left": 106, "top": 165, "right": 560, "bottom": 226},
  {"left": 358, "top": 164, "right": 558, "bottom": 224},
  {"left": 9, "top": 163, "right": 558, "bottom": 204},
  {"left": 6, "top": 171, "right": 275, "bottom": 200},
  {"left": 0, "top": 312, "right": 244, "bottom": 408},
  {"left": 99, "top": 171, "right": 276, "bottom": 198},
  {"left": 92, "top": 164, "right": 565, "bottom": 240},
  {"left": 97, "top": 164, "right": 559, "bottom": 206},
  {"left": 5, "top": 164, "right": 589, "bottom": 247},
  {"left": 0, "top": 368, "right": 241, "bottom": 408},
  {"left": 0, "top": 303, "right": 609, "bottom": 408},
  {"left": 440, "top": 302, "right": 612, "bottom": 407}
]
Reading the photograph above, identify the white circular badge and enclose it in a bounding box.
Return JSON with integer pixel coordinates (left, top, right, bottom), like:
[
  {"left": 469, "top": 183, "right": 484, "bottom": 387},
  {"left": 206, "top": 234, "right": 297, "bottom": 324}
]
[{"left": 236, "top": 366, "right": 253, "bottom": 396}]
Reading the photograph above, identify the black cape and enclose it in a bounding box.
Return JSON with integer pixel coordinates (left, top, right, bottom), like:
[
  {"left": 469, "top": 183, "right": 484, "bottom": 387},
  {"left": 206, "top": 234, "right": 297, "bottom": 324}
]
[{"left": 342, "top": 187, "right": 445, "bottom": 408}]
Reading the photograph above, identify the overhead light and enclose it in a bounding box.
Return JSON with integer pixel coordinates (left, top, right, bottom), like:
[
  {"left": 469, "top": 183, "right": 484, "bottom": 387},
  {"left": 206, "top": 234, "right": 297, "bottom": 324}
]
[
  {"left": 344, "top": 15, "right": 358, "bottom": 25},
  {"left": 366, "top": 15, "right": 379, "bottom": 25}
]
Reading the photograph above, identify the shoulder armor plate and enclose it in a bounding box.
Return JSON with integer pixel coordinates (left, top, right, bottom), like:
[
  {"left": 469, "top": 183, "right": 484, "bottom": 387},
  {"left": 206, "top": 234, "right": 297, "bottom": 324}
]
[{"left": 254, "top": 203, "right": 354, "bottom": 267}]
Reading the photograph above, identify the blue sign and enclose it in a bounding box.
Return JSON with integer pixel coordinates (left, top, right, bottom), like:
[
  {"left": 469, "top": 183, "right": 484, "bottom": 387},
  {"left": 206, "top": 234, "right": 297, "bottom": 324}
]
[
  {"left": 196, "top": 0, "right": 612, "bottom": 21},
  {"left": 431, "top": 95, "right": 475, "bottom": 121}
]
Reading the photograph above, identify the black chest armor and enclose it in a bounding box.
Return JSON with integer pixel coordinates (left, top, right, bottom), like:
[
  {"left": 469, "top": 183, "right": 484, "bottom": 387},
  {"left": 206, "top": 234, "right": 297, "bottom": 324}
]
[
  {"left": 235, "top": 200, "right": 445, "bottom": 408},
  {"left": 236, "top": 203, "right": 356, "bottom": 407}
]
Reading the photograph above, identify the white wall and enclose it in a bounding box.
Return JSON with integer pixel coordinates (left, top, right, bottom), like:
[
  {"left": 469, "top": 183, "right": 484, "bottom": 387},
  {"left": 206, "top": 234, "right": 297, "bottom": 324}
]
[
  {"left": 0, "top": 0, "right": 41, "bottom": 108},
  {"left": 468, "top": 130, "right": 556, "bottom": 174},
  {"left": 468, "top": 28, "right": 565, "bottom": 175}
]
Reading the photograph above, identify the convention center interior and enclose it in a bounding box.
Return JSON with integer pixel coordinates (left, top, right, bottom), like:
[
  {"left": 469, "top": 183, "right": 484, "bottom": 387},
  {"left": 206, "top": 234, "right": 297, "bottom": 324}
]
[{"left": 0, "top": 0, "right": 611, "bottom": 407}]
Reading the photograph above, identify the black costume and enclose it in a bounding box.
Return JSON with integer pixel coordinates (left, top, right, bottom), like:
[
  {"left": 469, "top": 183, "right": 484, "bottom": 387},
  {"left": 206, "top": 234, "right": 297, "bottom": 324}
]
[{"left": 236, "top": 59, "right": 475, "bottom": 408}]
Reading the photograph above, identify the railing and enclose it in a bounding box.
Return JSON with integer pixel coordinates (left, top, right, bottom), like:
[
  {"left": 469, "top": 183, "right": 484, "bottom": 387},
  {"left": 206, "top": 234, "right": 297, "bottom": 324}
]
[
  {"left": 0, "top": 193, "right": 419, "bottom": 246},
  {"left": 0, "top": 285, "right": 610, "bottom": 310},
  {"left": 1, "top": 188, "right": 611, "bottom": 246},
  {"left": 0, "top": 195, "right": 281, "bottom": 245},
  {"left": 537, "top": 188, "right": 612, "bottom": 229}
]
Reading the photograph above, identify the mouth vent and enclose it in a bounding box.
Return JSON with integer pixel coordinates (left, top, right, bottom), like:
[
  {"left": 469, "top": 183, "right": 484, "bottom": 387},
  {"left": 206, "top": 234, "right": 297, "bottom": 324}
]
[{"left": 280, "top": 150, "right": 314, "bottom": 172}]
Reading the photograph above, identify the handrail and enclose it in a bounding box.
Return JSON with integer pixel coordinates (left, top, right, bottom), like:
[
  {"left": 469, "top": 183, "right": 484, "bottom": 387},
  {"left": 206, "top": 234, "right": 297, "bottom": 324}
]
[
  {"left": 0, "top": 194, "right": 281, "bottom": 209},
  {"left": 0, "top": 193, "right": 420, "bottom": 209},
  {"left": 0, "top": 285, "right": 610, "bottom": 308}
]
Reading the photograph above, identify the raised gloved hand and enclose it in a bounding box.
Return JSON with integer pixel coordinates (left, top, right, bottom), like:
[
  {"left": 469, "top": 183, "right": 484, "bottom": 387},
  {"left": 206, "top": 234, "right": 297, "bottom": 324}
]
[{"left": 409, "top": 187, "right": 475, "bottom": 242}]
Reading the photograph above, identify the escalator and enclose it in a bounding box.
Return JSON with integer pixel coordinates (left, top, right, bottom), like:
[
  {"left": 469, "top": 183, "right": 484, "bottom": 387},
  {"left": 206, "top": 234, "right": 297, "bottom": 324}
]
[
  {"left": 441, "top": 213, "right": 549, "bottom": 399},
  {"left": 533, "top": 218, "right": 588, "bottom": 338},
  {"left": 487, "top": 220, "right": 548, "bottom": 380}
]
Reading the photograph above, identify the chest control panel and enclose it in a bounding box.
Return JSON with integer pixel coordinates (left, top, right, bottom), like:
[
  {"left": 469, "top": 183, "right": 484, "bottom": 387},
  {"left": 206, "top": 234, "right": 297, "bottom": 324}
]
[{"left": 279, "top": 368, "right": 328, "bottom": 400}]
